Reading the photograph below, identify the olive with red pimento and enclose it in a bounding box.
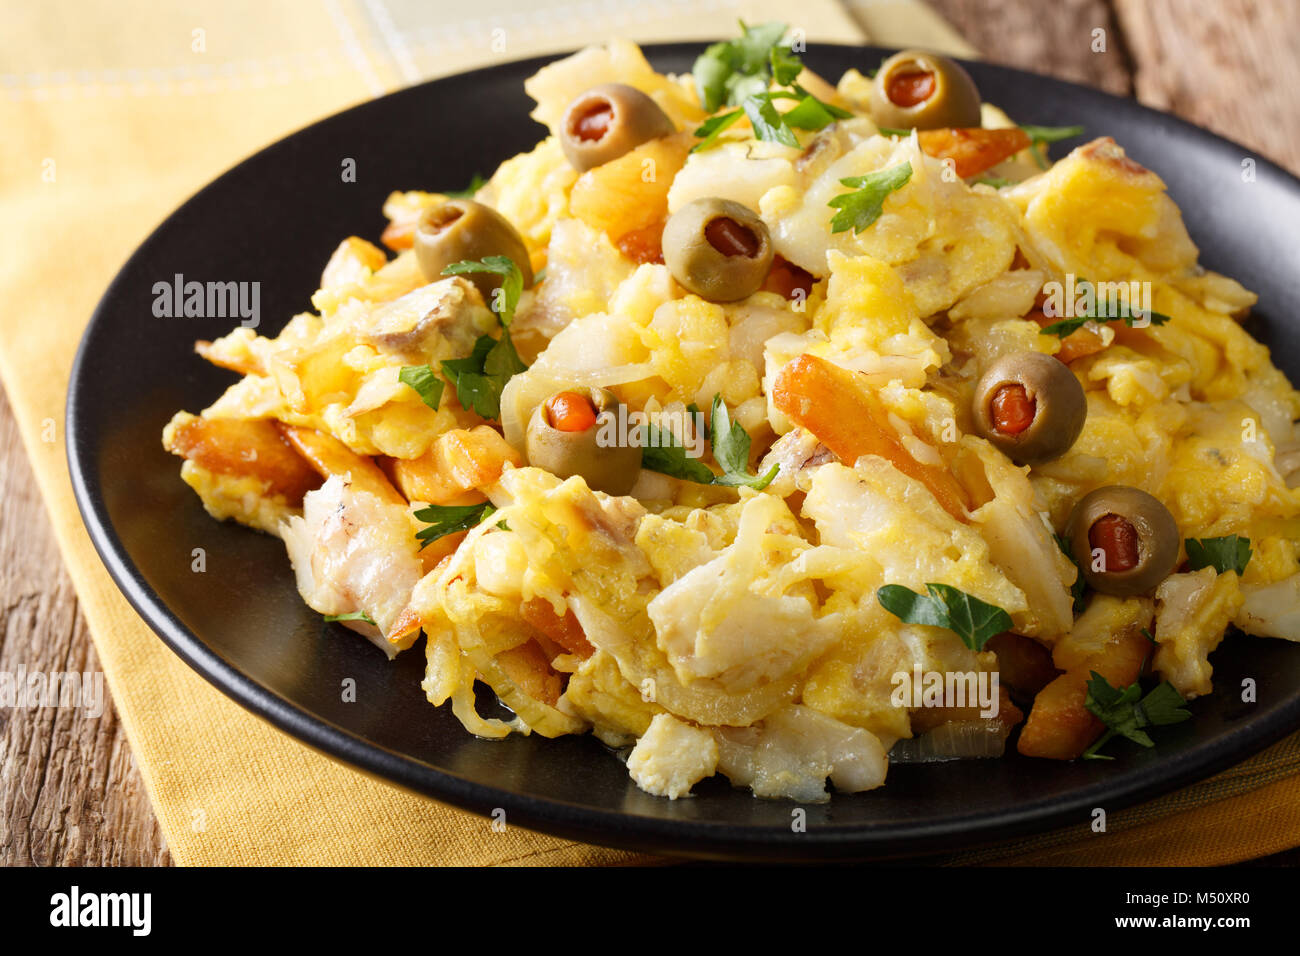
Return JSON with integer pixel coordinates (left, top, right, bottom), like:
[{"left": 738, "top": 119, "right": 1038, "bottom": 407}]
[
  {"left": 559, "top": 83, "right": 676, "bottom": 172},
  {"left": 662, "top": 198, "right": 774, "bottom": 302},
  {"left": 525, "top": 387, "right": 642, "bottom": 495},
  {"left": 1066, "top": 485, "right": 1180, "bottom": 596},
  {"left": 413, "top": 199, "right": 533, "bottom": 296},
  {"left": 972, "top": 352, "right": 1086, "bottom": 465},
  {"left": 869, "top": 49, "right": 982, "bottom": 131}
]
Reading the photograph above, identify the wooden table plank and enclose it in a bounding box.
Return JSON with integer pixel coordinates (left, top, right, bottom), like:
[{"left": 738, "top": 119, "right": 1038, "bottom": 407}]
[
  {"left": 0, "top": 389, "right": 170, "bottom": 866},
  {"left": 1114, "top": 0, "right": 1300, "bottom": 172},
  {"left": 933, "top": 0, "right": 1300, "bottom": 175},
  {"left": 928, "top": 0, "right": 1134, "bottom": 95}
]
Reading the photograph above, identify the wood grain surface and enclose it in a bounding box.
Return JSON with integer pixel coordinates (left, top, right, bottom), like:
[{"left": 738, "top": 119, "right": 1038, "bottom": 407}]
[{"left": 2, "top": 0, "right": 1298, "bottom": 866}]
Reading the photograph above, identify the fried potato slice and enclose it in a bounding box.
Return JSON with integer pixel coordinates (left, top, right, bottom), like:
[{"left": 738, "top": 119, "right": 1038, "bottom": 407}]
[
  {"left": 495, "top": 640, "right": 564, "bottom": 707},
  {"left": 384, "top": 425, "right": 522, "bottom": 505},
  {"left": 276, "top": 424, "right": 406, "bottom": 506},
  {"left": 987, "top": 632, "right": 1060, "bottom": 698},
  {"left": 772, "top": 353, "right": 971, "bottom": 521},
  {"left": 521, "top": 596, "right": 596, "bottom": 659},
  {"left": 194, "top": 339, "right": 263, "bottom": 376},
  {"left": 568, "top": 131, "right": 693, "bottom": 256},
  {"left": 1017, "top": 597, "right": 1153, "bottom": 760},
  {"left": 163, "top": 412, "right": 319, "bottom": 505}
]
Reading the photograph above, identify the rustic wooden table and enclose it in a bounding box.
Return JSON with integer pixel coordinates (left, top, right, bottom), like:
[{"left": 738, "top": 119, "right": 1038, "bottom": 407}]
[{"left": 2, "top": 0, "right": 1298, "bottom": 866}]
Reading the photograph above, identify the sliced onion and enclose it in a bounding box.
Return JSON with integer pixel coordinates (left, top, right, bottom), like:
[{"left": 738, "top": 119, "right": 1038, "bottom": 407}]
[{"left": 888, "top": 719, "right": 1010, "bottom": 763}]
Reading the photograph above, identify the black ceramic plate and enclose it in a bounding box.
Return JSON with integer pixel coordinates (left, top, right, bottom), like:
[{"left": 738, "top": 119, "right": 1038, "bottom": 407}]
[{"left": 68, "top": 43, "right": 1300, "bottom": 862}]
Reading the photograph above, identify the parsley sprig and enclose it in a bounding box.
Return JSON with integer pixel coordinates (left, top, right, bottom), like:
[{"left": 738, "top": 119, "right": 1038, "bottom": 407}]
[
  {"left": 1083, "top": 673, "right": 1192, "bottom": 759},
  {"left": 1054, "top": 532, "right": 1088, "bottom": 615},
  {"left": 1185, "top": 535, "right": 1253, "bottom": 575},
  {"left": 640, "top": 393, "right": 778, "bottom": 490},
  {"left": 1039, "top": 278, "right": 1171, "bottom": 337},
  {"left": 398, "top": 364, "right": 445, "bottom": 411},
  {"left": 876, "top": 583, "right": 1012, "bottom": 651},
  {"left": 413, "top": 501, "right": 498, "bottom": 549},
  {"left": 438, "top": 256, "right": 528, "bottom": 420},
  {"left": 693, "top": 21, "right": 792, "bottom": 113},
  {"left": 1022, "top": 124, "right": 1085, "bottom": 169},
  {"left": 708, "top": 395, "right": 779, "bottom": 488},
  {"left": 828, "top": 162, "right": 913, "bottom": 234},
  {"left": 323, "top": 610, "right": 376, "bottom": 625},
  {"left": 444, "top": 173, "right": 486, "bottom": 199},
  {"left": 641, "top": 425, "right": 715, "bottom": 485},
  {"left": 690, "top": 21, "right": 851, "bottom": 153}
]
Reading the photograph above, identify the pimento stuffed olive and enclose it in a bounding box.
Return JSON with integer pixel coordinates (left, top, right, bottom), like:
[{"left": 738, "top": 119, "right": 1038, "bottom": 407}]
[
  {"left": 413, "top": 199, "right": 533, "bottom": 295},
  {"left": 1066, "top": 485, "right": 1180, "bottom": 596},
  {"left": 662, "top": 198, "right": 774, "bottom": 302},
  {"left": 972, "top": 352, "right": 1086, "bottom": 465},
  {"left": 559, "top": 83, "right": 676, "bottom": 172},
  {"left": 869, "top": 49, "right": 982, "bottom": 130},
  {"left": 525, "top": 388, "right": 642, "bottom": 495}
]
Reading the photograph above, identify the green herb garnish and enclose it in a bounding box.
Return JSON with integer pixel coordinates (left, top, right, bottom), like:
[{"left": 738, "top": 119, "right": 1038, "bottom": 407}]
[
  {"left": 1083, "top": 674, "right": 1191, "bottom": 759},
  {"left": 828, "top": 161, "right": 913, "bottom": 234},
  {"left": 1021, "top": 124, "right": 1085, "bottom": 169},
  {"left": 876, "top": 583, "right": 1012, "bottom": 651},
  {"left": 1185, "top": 535, "right": 1253, "bottom": 575},
  {"left": 439, "top": 257, "right": 528, "bottom": 419},
  {"left": 640, "top": 424, "right": 716, "bottom": 484},
  {"left": 690, "top": 22, "right": 850, "bottom": 152},
  {"left": 443, "top": 255, "right": 523, "bottom": 326},
  {"left": 1038, "top": 278, "right": 1171, "bottom": 337},
  {"left": 709, "top": 394, "right": 779, "bottom": 489},
  {"left": 640, "top": 393, "right": 776, "bottom": 490},
  {"left": 692, "top": 20, "right": 789, "bottom": 113},
  {"left": 691, "top": 109, "right": 745, "bottom": 152},
  {"left": 444, "top": 173, "right": 486, "bottom": 199},
  {"left": 323, "top": 610, "right": 376, "bottom": 625},
  {"left": 1054, "top": 532, "right": 1087, "bottom": 614},
  {"left": 741, "top": 93, "right": 799, "bottom": 147},
  {"left": 439, "top": 333, "right": 526, "bottom": 420},
  {"left": 779, "top": 93, "right": 842, "bottom": 131},
  {"left": 398, "top": 364, "right": 445, "bottom": 411},
  {"left": 413, "top": 501, "right": 498, "bottom": 549}
]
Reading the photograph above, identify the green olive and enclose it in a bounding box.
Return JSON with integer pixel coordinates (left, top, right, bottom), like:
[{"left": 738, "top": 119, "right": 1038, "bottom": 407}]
[
  {"left": 525, "top": 388, "right": 642, "bottom": 496},
  {"left": 413, "top": 199, "right": 533, "bottom": 298},
  {"left": 972, "top": 352, "right": 1086, "bottom": 465},
  {"left": 559, "top": 83, "right": 676, "bottom": 172},
  {"left": 1067, "top": 486, "right": 1180, "bottom": 596},
  {"left": 662, "top": 198, "right": 773, "bottom": 302},
  {"left": 869, "top": 49, "right": 981, "bottom": 130}
]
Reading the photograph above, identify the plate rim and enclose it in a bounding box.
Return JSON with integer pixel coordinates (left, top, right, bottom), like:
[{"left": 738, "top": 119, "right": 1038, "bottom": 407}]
[{"left": 66, "top": 41, "right": 1300, "bottom": 861}]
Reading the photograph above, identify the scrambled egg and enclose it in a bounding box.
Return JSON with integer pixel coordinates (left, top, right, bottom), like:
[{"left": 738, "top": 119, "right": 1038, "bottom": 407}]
[{"left": 163, "top": 38, "right": 1300, "bottom": 802}]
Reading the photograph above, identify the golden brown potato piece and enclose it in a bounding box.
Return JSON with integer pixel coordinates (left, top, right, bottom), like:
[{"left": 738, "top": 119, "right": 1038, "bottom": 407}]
[
  {"left": 568, "top": 132, "right": 692, "bottom": 248},
  {"left": 495, "top": 640, "right": 563, "bottom": 707},
  {"left": 987, "top": 632, "right": 1060, "bottom": 698},
  {"left": 772, "top": 354, "right": 971, "bottom": 521},
  {"left": 384, "top": 426, "right": 522, "bottom": 505},
  {"left": 1027, "top": 307, "right": 1108, "bottom": 364},
  {"left": 276, "top": 424, "right": 406, "bottom": 507},
  {"left": 380, "top": 190, "right": 443, "bottom": 251},
  {"left": 1017, "top": 626, "right": 1150, "bottom": 760},
  {"left": 194, "top": 340, "right": 263, "bottom": 376},
  {"left": 163, "top": 412, "right": 320, "bottom": 505},
  {"left": 521, "top": 597, "right": 595, "bottom": 659}
]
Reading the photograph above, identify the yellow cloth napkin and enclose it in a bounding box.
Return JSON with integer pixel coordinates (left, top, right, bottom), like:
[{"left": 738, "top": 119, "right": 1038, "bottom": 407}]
[{"left": 2, "top": 0, "right": 1297, "bottom": 866}]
